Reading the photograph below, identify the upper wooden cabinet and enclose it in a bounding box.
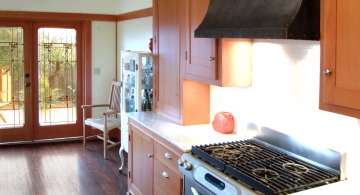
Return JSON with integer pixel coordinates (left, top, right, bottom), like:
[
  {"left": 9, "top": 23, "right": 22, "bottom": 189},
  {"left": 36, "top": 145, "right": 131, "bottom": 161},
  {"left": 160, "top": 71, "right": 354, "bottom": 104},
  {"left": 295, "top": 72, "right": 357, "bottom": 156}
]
[
  {"left": 320, "top": 0, "right": 360, "bottom": 119},
  {"left": 153, "top": 0, "right": 210, "bottom": 125},
  {"left": 184, "top": 0, "right": 253, "bottom": 87}
]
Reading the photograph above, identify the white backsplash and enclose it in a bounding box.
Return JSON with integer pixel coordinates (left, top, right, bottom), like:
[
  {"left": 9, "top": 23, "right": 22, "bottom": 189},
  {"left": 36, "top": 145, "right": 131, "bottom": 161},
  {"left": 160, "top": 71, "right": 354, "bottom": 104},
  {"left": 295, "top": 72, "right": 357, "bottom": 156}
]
[{"left": 210, "top": 39, "right": 360, "bottom": 179}]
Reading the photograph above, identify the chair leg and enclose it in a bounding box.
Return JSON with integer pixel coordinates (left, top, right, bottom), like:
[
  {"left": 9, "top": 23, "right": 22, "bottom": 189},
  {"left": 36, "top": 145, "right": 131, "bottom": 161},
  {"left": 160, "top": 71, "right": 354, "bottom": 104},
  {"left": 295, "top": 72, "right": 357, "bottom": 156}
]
[
  {"left": 83, "top": 124, "right": 87, "bottom": 148},
  {"left": 104, "top": 130, "right": 107, "bottom": 159}
]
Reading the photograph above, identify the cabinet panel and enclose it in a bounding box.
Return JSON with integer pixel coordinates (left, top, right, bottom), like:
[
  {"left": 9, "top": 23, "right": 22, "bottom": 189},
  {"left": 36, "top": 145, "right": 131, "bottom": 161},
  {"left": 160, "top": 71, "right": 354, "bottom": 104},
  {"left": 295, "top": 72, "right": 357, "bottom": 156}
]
[
  {"left": 153, "top": 0, "right": 181, "bottom": 120},
  {"left": 128, "top": 123, "right": 154, "bottom": 195},
  {"left": 186, "top": 0, "right": 217, "bottom": 79},
  {"left": 184, "top": 0, "right": 252, "bottom": 87},
  {"left": 154, "top": 158, "right": 182, "bottom": 195},
  {"left": 320, "top": 0, "right": 360, "bottom": 118}
]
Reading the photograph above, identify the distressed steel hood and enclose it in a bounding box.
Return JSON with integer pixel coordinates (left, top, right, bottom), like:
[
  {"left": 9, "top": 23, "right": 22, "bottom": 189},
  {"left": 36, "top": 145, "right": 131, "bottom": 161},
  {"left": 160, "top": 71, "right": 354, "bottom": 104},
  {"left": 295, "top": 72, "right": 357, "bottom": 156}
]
[{"left": 195, "top": 0, "right": 320, "bottom": 40}]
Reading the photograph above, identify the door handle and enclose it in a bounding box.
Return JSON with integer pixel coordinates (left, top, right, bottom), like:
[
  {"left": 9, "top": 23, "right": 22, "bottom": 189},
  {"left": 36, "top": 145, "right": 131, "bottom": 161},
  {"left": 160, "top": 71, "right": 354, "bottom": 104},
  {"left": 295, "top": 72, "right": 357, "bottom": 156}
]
[
  {"left": 25, "top": 73, "right": 30, "bottom": 78},
  {"left": 25, "top": 83, "right": 30, "bottom": 87}
]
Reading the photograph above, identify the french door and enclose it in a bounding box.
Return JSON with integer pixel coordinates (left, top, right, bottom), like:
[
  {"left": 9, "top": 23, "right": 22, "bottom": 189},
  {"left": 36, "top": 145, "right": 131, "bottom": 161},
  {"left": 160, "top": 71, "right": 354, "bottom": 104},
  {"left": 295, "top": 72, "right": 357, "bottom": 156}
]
[{"left": 0, "top": 21, "right": 83, "bottom": 142}]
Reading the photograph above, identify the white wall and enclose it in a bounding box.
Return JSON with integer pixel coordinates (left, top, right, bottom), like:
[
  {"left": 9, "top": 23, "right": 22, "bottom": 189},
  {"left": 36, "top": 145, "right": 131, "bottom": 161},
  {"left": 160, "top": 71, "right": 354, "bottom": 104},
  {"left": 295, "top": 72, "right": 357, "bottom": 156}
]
[
  {"left": 91, "top": 21, "right": 117, "bottom": 116},
  {"left": 210, "top": 39, "right": 360, "bottom": 179},
  {"left": 0, "top": 0, "right": 117, "bottom": 14},
  {"left": 116, "top": 0, "right": 152, "bottom": 14},
  {"left": 117, "top": 17, "right": 153, "bottom": 82},
  {"left": 117, "top": 17, "right": 153, "bottom": 52}
]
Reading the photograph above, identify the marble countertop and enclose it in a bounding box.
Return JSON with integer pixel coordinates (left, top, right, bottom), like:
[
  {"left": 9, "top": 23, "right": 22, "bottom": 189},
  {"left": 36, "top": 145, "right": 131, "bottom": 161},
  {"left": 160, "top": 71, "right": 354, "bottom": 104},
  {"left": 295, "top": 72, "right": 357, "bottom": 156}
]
[{"left": 126, "top": 112, "right": 243, "bottom": 152}]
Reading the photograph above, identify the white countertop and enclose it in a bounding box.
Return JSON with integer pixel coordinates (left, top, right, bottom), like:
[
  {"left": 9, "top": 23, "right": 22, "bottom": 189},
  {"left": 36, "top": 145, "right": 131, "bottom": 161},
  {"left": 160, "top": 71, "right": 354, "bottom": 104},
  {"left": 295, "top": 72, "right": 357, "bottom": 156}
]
[{"left": 126, "top": 111, "right": 243, "bottom": 152}]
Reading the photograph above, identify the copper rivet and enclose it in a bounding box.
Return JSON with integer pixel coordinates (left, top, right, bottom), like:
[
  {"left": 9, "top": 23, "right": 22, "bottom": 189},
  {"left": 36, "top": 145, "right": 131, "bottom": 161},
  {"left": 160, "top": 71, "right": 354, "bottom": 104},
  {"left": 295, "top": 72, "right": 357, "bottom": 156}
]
[
  {"left": 280, "top": 33, "right": 283, "bottom": 36},
  {"left": 230, "top": 33, "right": 233, "bottom": 35},
  {"left": 253, "top": 33, "right": 256, "bottom": 36},
  {"left": 266, "top": 33, "right": 269, "bottom": 36},
  {"left": 303, "top": 34, "right": 306, "bottom": 37}
]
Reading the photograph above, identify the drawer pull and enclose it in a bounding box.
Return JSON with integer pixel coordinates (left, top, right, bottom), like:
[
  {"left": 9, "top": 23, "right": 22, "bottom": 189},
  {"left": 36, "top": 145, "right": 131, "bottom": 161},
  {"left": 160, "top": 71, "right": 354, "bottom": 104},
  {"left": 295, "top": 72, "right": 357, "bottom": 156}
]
[
  {"left": 165, "top": 153, "right": 171, "bottom": 159},
  {"left": 162, "top": 172, "right": 169, "bottom": 178}
]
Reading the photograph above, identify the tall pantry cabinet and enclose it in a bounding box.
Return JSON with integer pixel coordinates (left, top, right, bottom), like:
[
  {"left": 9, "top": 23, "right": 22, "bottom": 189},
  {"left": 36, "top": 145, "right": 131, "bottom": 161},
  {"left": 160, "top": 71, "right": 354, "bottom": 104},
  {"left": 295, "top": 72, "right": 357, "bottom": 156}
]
[
  {"left": 320, "top": 0, "right": 360, "bottom": 119},
  {"left": 152, "top": 0, "right": 210, "bottom": 125}
]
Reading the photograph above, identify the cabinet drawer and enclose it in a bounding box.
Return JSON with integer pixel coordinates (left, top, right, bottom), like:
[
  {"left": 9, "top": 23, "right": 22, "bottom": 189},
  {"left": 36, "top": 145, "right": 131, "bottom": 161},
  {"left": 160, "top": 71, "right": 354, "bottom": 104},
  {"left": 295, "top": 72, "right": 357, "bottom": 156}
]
[
  {"left": 155, "top": 141, "right": 181, "bottom": 172},
  {"left": 154, "top": 158, "right": 182, "bottom": 195}
]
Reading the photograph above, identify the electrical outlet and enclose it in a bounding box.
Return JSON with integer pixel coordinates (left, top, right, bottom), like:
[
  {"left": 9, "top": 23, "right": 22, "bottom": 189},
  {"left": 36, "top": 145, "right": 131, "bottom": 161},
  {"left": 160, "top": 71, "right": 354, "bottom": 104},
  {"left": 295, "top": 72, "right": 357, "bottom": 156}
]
[{"left": 94, "top": 68, "right": 101, "bottom": 75}]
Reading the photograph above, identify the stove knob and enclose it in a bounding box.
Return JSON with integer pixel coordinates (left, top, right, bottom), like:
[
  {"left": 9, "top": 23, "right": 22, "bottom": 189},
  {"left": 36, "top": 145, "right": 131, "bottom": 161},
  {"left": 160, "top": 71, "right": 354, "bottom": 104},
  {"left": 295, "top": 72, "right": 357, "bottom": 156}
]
[
  {"left": 183, "top": 162, "right": 192, "bottom": 171},
  {"left": 178, "top": 158, "right": 185, "bottom": 166}
]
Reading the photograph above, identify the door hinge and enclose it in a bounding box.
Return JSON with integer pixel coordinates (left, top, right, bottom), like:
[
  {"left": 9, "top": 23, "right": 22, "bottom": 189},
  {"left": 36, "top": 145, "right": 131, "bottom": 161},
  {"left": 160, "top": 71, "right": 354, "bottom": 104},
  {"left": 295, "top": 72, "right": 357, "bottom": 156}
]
[
  {"left": 128, "top": 171, "right": 130, "bottom": 178},
  {"left": 136, "top": 64, "right": 138, "bottom": 71},
  {"left": 120, "top": 81, "right": 123, "bottom": 87},
  {"left": 129, "top": 134, "right": 130, "bottom": 141},
  {"left": 185, "top": 51, "right": 187, "bottom": 60},
  {"left": 154, "top": 36, "right": 156, "bottom": 43}
]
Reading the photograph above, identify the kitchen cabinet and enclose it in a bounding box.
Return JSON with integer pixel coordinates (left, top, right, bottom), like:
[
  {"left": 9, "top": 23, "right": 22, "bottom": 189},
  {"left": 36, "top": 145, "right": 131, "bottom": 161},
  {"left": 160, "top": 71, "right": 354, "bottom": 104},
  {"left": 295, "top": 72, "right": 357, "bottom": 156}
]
[
  {"left": 320, "top": 0, "right": 360, "bottom": 119},
  {"left": 184, "top": 0, "right": 252, "bottom": 87},
  {"left": 128, "top": 118, "right": 183, "bottom": 195},
  {"left": 153, "top": 0, "right": 210, "bottom": 125}
]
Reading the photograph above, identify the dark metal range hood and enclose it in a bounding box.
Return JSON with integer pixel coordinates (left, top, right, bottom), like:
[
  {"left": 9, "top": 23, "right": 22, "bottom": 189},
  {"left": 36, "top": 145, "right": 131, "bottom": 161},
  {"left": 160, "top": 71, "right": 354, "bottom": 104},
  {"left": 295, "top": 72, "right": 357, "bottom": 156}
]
[{"left": 195, "top": 0, "right": 320, "bottom": 40}]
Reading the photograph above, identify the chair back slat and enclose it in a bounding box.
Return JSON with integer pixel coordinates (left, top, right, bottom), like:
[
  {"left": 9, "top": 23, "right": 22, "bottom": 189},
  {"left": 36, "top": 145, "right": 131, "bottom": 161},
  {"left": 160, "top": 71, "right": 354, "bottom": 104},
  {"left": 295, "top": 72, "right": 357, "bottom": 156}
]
[{"left": 108, "top": 81, "right": 121, "bottom": 113}]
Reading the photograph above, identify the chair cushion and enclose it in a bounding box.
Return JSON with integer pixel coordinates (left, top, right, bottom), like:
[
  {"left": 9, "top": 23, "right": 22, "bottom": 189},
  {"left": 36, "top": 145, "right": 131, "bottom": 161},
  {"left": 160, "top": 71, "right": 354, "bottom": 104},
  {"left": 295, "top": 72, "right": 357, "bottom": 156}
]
[{"left": 85, "top": 117, "right": 120, "bottom": 132}]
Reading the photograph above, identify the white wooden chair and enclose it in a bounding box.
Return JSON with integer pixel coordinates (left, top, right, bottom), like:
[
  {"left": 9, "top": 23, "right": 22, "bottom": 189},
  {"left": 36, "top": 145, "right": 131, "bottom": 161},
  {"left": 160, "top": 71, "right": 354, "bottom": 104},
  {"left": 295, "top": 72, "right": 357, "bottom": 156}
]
[{"left": 81, "top": 80, "right": 121, "bottom": 159}]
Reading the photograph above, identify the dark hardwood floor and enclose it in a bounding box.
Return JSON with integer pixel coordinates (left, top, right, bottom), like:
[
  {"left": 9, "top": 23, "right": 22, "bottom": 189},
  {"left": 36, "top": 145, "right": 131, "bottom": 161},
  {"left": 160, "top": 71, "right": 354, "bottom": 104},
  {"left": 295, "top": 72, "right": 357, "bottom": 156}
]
[{"left": 0, "top": 139, "right": 128, "bottom": 195}]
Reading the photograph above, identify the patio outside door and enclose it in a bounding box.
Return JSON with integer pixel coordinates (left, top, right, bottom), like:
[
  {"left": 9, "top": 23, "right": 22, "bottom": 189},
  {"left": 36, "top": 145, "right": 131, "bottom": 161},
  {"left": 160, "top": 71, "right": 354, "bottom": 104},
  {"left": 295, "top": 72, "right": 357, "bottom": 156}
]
[
  {"left": 0, "top": 21, "right": 83, "bottom": 142},
  {"left": 0, "top": 21, "right": 31, "bottom": 142}
]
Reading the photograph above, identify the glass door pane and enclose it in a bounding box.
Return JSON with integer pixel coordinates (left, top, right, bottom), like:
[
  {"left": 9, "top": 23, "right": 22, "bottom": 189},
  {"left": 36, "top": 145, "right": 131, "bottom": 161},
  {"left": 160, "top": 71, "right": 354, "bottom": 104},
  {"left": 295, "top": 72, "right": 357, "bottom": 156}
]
[
  {"left": 38, "top": 28, "right": 77, "bottom": 126},
  {"left": 0, "top": 26, "right": 25, "bottom": 128}
]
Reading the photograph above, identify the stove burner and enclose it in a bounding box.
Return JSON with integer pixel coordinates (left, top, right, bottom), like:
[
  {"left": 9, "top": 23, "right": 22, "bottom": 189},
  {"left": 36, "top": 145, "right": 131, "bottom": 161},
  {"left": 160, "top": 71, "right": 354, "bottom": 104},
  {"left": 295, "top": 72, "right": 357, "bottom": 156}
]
[
  {"left": 252, "top": 167, "right": 280, "bottom": 180},
  {"left": 240, "top": 144, "right": 262, "bottom": 153},
  {"left": 282, "top": 162, "right": 309, "bottom": 174},
  {"left": 205, "top": 146, "right": 243, "bottom": 160}
]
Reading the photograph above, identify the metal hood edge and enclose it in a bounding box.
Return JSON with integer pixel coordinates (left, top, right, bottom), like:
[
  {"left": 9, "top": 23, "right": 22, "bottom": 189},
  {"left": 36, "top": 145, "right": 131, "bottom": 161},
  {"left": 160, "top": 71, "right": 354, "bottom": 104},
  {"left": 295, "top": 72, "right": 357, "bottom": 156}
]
[{"left": 195, "top": 0, "right": 320, "bottom": 40}]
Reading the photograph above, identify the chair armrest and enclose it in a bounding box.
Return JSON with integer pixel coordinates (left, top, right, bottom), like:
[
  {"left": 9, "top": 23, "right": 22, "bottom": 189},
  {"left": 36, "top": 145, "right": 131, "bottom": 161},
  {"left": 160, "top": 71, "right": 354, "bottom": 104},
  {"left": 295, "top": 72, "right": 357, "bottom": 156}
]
[
  {"left": 81, "top": 104, "right": 110, "bottom": 109},
  {"left": 102, "top": 110, "right": 119, "bottom": 115}
]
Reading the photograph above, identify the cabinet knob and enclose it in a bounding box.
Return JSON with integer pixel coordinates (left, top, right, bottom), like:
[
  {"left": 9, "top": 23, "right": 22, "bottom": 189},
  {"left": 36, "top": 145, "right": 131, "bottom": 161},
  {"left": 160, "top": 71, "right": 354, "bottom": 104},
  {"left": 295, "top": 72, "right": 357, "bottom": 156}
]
[
  {"left": 208, "top": 57, "right": 214, "bottom": 61},
  {"left": 165, "top": 153, "right": 171, "bottom": 159},
  {"left": 162, "top": 172, "right": 169, "bottom": 178},
  {"left": 324, "top": 69, "right": 332, "bottom": 76},
  {"left": 148, "top": 154, "right": 153, "bottom": 158}
]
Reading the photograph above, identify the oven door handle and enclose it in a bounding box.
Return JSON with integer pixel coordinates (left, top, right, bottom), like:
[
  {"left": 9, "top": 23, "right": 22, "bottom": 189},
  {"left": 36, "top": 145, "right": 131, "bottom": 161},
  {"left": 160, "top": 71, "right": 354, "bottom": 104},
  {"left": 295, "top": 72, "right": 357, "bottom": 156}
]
[{"left": 191, "top": 187, "right": 201, "bottom": 195}]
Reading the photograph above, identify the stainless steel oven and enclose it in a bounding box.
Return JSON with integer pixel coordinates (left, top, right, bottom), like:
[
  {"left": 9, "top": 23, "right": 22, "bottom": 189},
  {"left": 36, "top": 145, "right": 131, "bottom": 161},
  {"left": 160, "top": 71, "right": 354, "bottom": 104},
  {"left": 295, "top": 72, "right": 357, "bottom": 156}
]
[{"left": 178, "top": 123, "right": 346, "bottom": 195}]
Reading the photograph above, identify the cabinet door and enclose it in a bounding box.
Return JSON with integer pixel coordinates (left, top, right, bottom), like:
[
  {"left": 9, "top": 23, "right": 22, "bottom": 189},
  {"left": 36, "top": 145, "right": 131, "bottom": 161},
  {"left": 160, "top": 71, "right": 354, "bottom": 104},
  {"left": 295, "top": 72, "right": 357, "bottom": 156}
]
[
  {"left": 186, "top": 0, "right": 217, "bottom": 80},
  {"left": 320, "top": 0, "right": 360, "bottom": 118},
  {"left": 128, "top": 123, "right": 154, "bottom": 195},
  {"left": 153, "top": 0, "right": 182, "bottom": 120}
]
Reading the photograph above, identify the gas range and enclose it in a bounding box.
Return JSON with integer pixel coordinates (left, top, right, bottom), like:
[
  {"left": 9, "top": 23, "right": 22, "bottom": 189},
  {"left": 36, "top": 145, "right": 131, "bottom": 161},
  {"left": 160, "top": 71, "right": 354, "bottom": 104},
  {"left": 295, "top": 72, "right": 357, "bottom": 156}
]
[{"left": 178, "top": 123, "right": 346, "bottom": 195}]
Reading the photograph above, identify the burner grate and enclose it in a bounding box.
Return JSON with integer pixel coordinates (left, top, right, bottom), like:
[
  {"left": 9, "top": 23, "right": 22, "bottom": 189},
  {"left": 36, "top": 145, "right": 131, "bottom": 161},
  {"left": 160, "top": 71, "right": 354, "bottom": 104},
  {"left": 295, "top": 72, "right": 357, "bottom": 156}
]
[
  {"left": 191, "top": 140, "right": 286, "bottom": 171},
  {"left": 226, "top": 155, "right": 339, "bottom": 195}
]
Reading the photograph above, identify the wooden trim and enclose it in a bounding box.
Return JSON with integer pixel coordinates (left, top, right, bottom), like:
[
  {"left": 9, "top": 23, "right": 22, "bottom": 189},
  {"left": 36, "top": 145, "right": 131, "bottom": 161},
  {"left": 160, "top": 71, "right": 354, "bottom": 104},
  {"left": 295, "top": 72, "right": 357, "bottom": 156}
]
[
  {"left": 0, "top": 8, "right": 153, "bottom": 22},
  {"left": 0, "top": 11, "right": 116, "bottom": 21},
  {"left": 116, "top": 8, "right": 153, "bottom": 21}
]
